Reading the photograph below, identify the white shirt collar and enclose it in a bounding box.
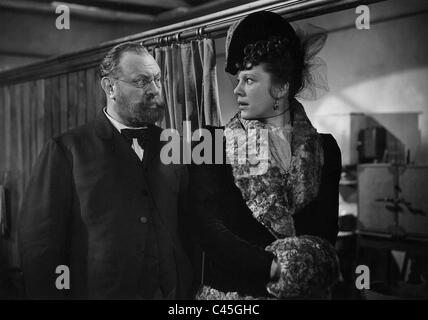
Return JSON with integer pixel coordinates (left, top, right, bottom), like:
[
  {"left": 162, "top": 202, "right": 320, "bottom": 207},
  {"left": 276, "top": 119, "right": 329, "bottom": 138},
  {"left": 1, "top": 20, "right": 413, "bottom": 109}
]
[{"left": 103, "top": 107, "right": 146, "bottom": 133}]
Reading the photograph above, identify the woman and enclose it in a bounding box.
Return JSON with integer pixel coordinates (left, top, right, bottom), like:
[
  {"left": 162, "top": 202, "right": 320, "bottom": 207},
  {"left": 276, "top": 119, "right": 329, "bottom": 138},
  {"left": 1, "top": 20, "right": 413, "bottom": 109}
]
[{"left": 187, "top": 10, "right": 341, "bottom": 299}]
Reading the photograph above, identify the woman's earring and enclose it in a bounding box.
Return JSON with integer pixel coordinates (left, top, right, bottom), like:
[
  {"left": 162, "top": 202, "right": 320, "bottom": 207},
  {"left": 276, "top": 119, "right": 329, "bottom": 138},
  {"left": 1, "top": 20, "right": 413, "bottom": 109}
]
[{"left": 273, "top": 100, "right": 279, "bottom": 110}]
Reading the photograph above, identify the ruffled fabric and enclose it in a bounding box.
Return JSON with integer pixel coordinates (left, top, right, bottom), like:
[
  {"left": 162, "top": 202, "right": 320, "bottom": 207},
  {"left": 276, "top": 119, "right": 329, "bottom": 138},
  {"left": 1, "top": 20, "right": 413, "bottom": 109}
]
[
  {"left": 294, "top": 23, "right": 330, "bottom": 100},
  {"left": 196, "top": 286, "right": 268, "bottom": 300},
  {"left": 266, "top": 236, "right": 340, "bottom": 299},
  {"left": 197, "top": 236, "right": 340, "bottom": 300},
  {"left": 224, "top": 99, "right": 323, "bottom": 238},
  {"left": 197, "top": 100, "right": 340, "bottom": 300}
]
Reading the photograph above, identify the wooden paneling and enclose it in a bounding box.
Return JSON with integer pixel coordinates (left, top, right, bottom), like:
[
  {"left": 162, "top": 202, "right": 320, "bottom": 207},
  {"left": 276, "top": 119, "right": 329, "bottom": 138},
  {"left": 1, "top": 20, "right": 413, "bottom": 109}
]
[
  {"left": 59, "top": 75, "right": 68, "bottom": 134},
  {"left": 13, "top": 84, "right": 24, "bottom": 196},
  {"left": 3, "top": 86, "right": 11, "bottom": 172},
  {"left": 95, "top": 78, "right": 106, "bottom": 116},
  {"left": 29, "top": 81, "right": 38, "bottom": 169},
  {"left": 0, "top": 65, "right": 107, "bottom": 274},
  {"left": 7, "top": 84, "right": 22, "bottom": 251},
  {"left": 77, "top": 70, "right": 87, "bottom": 126},
  {"left": 43, "top": 77, "right": 53, "bottom": 140},
  {"left": 67, "top": 72, "right": 78, "bottom": 130},
  {"left": 51, "top": 76, "right": 61, "bottom": 137},
  {"left": 85, "top": 68, "right": 97, "bottom": 121},
  {"left": 0, "top": 87, "right": 5, "bottom": 172},
  {"left": 35, "top": 79, "right": 45, "bottom": 155},
  {"left": 21, "top": 82, "right": 31, "bottom": 189}
]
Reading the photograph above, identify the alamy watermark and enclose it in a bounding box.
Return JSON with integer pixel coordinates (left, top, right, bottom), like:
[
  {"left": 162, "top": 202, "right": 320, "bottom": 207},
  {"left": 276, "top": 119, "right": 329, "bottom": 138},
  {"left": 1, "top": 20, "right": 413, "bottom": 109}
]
[
  {"left": 55, "top": 4, "right": 70, "bottom": 30},
  {"left": 355, "top": 5, "right": 370, "bottom": 30},
  {"left": 159, "top": 121, "right": 270, "bottom": 175},
  {"left": 55, "top": 265, "right": 70, "bottom": 290},
  {"left": 355, "top": 265, "right": 370, "bottom": 290}
]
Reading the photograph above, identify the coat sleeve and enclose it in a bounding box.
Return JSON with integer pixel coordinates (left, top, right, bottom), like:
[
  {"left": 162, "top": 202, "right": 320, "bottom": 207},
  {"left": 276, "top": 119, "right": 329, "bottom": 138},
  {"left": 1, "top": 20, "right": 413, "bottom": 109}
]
[
  {"left": 186, "top": 127, "right": 275, "bottom": 294},
  {"left": 18, "top": 138, "right": 73, "bottom": 299},
  {"left": 293, "top": 134, "right": 342, "bottom": 246}
]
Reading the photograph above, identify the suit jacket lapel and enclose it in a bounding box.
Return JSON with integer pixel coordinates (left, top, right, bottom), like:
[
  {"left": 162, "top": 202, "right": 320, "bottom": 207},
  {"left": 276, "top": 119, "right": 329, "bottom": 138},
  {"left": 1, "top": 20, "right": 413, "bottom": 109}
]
[
  {"left": 94, "top": 111, "right": 178, "bottom": 242},
  {"left": 143, "top": 127, "right": 181, "bottom": 241},
  {"left": 141, "top": 125, "right": 162, "bottom": 170},
  {"left": 94, "top": 110, "right": 145, "bottom": 191}
]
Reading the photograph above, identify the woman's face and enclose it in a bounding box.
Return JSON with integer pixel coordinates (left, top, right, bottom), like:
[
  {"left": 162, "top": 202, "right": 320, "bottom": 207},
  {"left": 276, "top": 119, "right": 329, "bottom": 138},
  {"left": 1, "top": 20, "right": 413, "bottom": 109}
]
[{"left": 233, "top": 63, "right": 279, "bottom": 120}]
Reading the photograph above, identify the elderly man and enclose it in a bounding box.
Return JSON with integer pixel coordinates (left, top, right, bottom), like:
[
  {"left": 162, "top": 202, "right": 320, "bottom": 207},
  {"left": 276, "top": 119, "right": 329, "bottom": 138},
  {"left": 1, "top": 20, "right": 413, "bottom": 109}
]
[{"left": 18, "top": 42, "right": 193, "bottom": 299}]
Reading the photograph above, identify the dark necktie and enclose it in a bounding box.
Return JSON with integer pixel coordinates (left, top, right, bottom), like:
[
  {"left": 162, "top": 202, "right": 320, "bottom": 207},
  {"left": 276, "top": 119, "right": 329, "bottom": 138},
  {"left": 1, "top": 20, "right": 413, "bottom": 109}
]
[{"left": 121, "top": 127, "right": 150, "bottom": 149}]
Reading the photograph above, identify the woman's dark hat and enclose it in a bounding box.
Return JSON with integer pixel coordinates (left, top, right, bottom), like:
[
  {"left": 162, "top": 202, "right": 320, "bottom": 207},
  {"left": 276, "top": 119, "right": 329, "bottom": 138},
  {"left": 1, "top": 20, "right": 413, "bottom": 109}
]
[{"left": 225, "top": 11, "right": 299, "bottom": 75}]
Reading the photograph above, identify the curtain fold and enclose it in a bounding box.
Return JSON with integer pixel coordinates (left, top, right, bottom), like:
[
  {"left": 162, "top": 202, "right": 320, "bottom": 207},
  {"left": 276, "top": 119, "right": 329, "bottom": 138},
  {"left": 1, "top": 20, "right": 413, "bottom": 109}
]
[
  {"left": 154, "top": 37, "right": 222, "bottom": 134},
  {"left": 202, "top": 39, "right": 222, "bottom": 127}
]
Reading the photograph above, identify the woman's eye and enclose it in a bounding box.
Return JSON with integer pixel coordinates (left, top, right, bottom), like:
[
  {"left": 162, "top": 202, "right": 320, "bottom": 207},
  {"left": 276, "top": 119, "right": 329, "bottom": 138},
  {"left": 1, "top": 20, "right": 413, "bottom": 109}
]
[{"left": 245, "top": 78, "right": 254, "bottom": 84}]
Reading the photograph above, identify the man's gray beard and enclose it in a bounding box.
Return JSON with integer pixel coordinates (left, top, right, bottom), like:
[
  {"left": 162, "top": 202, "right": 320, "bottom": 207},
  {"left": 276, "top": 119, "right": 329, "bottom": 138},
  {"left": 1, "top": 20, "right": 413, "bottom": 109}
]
[
  {"left": 138, "top": 105, "right": 165, "bottom": 125},
  {"left": 128, "top": 100, "right": 166, "bottom": 126}
]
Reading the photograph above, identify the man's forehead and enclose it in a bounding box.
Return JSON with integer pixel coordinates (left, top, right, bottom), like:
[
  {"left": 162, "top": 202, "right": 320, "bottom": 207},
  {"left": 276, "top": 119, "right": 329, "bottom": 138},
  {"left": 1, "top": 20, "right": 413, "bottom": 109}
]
[{"left": 119, "top": 52, "right": 160, "bottom": 76}]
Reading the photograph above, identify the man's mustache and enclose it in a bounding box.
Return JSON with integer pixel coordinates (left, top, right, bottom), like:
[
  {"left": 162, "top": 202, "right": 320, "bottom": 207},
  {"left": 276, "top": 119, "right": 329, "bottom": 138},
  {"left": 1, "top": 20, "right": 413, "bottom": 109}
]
[{"left": 142, "top": 94, "right": 165, "bottom": 109}]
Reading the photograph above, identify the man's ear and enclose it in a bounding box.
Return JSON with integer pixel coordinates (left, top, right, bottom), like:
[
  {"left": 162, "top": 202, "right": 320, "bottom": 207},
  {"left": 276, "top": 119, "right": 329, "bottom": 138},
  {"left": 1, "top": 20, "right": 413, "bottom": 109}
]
[{"left": 101, "top": 77, "right": 115, "bottom": 100}]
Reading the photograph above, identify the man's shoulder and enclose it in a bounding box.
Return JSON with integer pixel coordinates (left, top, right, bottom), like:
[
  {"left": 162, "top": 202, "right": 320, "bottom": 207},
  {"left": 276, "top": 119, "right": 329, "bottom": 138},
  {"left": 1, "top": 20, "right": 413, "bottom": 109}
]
[
  {"left": 52, "top": 120, "right": 99, "bottom": 149},
  {"left": 34, "top": 122, "right": 97, "bottom": 164}
]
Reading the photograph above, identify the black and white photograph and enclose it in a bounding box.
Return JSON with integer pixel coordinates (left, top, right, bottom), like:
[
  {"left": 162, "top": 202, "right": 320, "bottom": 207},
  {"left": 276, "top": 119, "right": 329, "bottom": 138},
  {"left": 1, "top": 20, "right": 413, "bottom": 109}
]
[{"left": 0, "top": 0, "right": 427, "bottom": 306}]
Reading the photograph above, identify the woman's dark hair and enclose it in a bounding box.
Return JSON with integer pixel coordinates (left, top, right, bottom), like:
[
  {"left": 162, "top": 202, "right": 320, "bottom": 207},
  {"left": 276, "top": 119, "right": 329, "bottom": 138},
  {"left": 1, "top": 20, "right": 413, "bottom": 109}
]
[{"left": 237, "top": 35, "right": 305, "bottom": 100}]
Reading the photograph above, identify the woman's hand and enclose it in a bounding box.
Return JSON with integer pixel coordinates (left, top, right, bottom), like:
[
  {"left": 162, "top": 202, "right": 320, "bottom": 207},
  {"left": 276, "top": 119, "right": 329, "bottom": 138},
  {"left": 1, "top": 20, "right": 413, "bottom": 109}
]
[{"left": 266, "top": 236, "right": 340, "bottom": 298}]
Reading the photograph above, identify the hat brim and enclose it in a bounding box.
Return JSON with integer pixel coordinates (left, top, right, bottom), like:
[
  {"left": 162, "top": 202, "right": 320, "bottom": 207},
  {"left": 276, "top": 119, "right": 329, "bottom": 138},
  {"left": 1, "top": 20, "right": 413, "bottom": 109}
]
[{"left": 225, "top": 11, "right": 298, "bottom": 75}]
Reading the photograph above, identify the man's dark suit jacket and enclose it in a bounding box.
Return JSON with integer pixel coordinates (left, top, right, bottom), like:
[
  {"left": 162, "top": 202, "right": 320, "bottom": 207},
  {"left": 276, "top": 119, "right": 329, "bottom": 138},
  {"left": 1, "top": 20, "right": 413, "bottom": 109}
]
[
  {"left": 187, "top": 126, "right": 341, "bottom": 297},
  {"left": 18, "top": 112, "right": 193, "bottom": 299}
]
